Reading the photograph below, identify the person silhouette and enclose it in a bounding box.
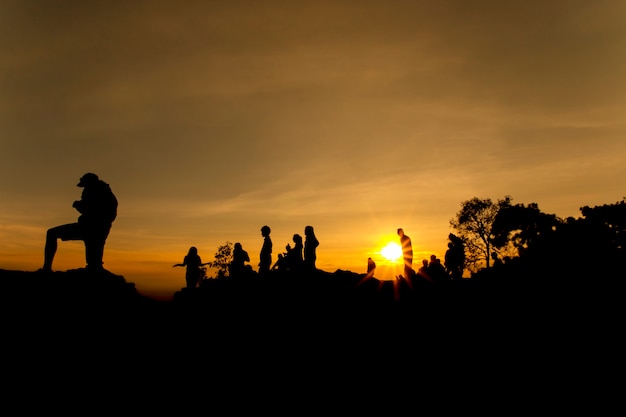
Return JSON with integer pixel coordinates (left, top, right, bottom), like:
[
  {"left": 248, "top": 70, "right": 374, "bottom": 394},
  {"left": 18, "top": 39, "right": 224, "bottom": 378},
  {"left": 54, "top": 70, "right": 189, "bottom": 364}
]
[
  {"left": 444, "top": 233, "right": 465, "bottom": 281},
  {"left": 367, "top": 257, "right": 376, "bottom": 278},
  {"left": 173, "top": 246, "right": 210, "bottom": 289},
  {"left": 397, "top": 228, "right": 413, "bottom": 279},
  {"left": 40, "top": 173, "right": 118, "bottom": 272},
  {"left": 287, "top": 233, "right": 304, "bottom": 272},
  {"left": 259, "top": 225, "right": 273, "bottom": 275},
  {"left": 491, "top": 252, "right": 504, "bottom": 269},
  {"left": 304, "top": 225, "right": 319, "bottom": 272},
  {"left": 229, "top": 242, "right": 251, "bottom": 278},
  {"left": 428, "top": 254, "right": 447, "bottom": 283},
  {"left": 417, "top": 259, "right": 432, "bottom": 282},
  {"left": 271, "top": 245, "right": 290, "bottom": 271}
]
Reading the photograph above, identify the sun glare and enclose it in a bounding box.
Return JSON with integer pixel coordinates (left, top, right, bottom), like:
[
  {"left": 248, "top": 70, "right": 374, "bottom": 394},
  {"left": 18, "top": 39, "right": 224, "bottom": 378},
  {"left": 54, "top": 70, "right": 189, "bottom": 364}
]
[{"left": 380, "top": 242, "right": 402, "bottom": 262}]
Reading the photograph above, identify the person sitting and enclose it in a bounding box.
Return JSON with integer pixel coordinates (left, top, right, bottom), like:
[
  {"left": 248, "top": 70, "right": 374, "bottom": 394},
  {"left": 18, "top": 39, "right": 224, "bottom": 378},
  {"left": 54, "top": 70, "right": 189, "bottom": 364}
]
[
  {"left": 229, "top": 242, "right": 250, "bottom": 278},
  {"left": 271, "top": 234, "right": 304, "bottom": 273}
]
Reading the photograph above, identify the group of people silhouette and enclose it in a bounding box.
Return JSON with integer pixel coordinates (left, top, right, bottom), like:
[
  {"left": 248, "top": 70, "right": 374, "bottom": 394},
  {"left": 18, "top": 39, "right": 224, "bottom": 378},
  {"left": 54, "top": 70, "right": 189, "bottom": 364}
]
[
  {"left": 270, "top": 225, "right": 319, "bottom": 274},
  {"left": 173, "top": 224, "right": 320, "bottom": 289},
  {"left": 384, "top": 228, "right": 462, "bottom": 284},
  {"left": 39, "top": 172, "right": 462, "bottom": 292},
  {"left": 415, "top": 254, "right": 448, "bottom": 283}
]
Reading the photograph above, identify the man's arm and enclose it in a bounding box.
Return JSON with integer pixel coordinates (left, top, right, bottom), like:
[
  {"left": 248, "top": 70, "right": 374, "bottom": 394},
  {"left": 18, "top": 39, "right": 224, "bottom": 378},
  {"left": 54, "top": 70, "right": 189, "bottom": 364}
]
[{"left": 72, "top": 200, "right": 84, "bottom": 213}]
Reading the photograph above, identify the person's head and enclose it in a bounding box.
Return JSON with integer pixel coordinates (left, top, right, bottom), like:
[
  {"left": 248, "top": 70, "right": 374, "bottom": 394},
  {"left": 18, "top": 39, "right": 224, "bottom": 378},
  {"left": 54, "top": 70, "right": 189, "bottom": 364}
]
[
  {"left": 261, "top": 225, "right": 271, "bottom": 236},
  {"left": 77, "top": 172, "right": 99, "bottom": 187},
  {"left": 188, "top": 246, "right": 198, "bottom": 255},
  {"left": 397, "top": 228, "right": 404, "bottom": 237},
  {"left": 293, "top": 234, "right": 302, "bottom": 244},
  {"left": 234, "top": 242, "right": 242, "bottom": 250},
  {"left": 305, "top": 225, "right": 314, "bottom": 236}
]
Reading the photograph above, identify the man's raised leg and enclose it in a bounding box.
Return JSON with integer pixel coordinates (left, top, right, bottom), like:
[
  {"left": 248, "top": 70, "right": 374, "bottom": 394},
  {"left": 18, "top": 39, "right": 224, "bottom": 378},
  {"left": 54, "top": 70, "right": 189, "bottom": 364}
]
[
  {"left": 41, "top": 223, "right": 82, "bottom": 272},
  {"left": 42, "top": 228, "right": 60, "bottom": 272}
]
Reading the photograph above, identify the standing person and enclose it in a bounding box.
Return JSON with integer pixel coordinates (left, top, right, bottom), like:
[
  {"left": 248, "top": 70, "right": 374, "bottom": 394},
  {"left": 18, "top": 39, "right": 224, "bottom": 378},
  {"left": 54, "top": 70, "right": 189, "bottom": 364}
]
[
  {"left": 259, "top": 225, "right": 273, "bottom": 276},
  {"left": 444, "top": 233, "right": 465, "bottom": 281},
  {"left": 366, "top": 257, "right": 376, "bottom": 278},
  {"left": 397, "top": 228, "right": 413, "bottom": 279},
  {"left": 173, "top": 246, "right": 210, "bottom": 289},
  {"left": 40, "top": 172, "right": 118, "bottom": 272},
  {"left": 304, "top": 225, "right": 319, "bottom": 272}
]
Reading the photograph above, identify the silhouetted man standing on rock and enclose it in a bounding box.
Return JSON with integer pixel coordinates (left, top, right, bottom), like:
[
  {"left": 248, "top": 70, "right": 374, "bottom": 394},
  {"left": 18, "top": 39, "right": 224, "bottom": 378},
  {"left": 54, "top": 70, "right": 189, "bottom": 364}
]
[{"left": 41, "top": 173, "right": 118, "bottom": 272}]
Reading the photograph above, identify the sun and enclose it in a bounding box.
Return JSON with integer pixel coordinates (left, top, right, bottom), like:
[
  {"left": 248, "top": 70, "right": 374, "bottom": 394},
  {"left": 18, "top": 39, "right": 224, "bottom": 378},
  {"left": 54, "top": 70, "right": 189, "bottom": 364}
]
[{"left": 380, "top": 242, "right": 402, "bottom": 262}]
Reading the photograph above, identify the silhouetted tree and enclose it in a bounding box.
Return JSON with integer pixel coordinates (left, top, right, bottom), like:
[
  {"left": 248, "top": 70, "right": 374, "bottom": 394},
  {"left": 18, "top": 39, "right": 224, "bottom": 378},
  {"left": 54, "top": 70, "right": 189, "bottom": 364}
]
[
  {"left": 549, "top": 198, "right": 626, "bottom": 280},
  {"left": 476, "top": 198, "right": 624, "bottom": 288},
  {"left": 491, "top": 202, "right": 562, "bottom": 258},
  {"left": 579, "top": 198, "right": 626, "bottom": 259},
  {"left": 208, "top": 241, "right": 233, "bottom": 278},
  {"left": 450, "top": 196, "right": 512, "bottom": 272}
]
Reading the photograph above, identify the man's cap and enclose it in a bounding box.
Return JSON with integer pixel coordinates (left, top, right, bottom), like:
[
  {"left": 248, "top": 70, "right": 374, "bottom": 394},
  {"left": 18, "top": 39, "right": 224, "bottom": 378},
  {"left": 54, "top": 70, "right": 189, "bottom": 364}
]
[{"left": 77, "top": 172, "right": 99, "bottom": 187}]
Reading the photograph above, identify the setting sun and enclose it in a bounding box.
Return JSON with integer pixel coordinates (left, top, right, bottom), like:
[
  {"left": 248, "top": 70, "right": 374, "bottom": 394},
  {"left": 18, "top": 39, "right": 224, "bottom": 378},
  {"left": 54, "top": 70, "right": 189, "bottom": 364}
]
[{"left": 381, "top": 242, "right": 402, "bottom": 262}]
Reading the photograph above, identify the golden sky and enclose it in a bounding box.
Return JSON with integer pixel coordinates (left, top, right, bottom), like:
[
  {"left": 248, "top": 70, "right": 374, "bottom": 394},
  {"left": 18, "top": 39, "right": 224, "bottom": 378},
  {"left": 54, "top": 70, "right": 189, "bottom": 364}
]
[{"left": 2, "top": 1, "right": 625, "bottom": 300}]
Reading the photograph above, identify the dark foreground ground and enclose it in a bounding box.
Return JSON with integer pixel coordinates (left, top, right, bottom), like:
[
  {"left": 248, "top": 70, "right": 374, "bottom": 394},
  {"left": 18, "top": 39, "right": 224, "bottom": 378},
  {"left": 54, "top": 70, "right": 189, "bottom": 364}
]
[
  {"left": 0, "top": 267, "right": 617, "bottom": 411},
  {"left": 1, "top": 266, "right": 608, "bottom": 348}
]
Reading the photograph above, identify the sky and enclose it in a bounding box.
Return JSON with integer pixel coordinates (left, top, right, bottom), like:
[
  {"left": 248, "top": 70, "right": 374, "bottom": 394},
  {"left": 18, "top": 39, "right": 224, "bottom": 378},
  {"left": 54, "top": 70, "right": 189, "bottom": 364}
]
[{"left": 1, "top": 0, "right": 625, "bottom": 300}]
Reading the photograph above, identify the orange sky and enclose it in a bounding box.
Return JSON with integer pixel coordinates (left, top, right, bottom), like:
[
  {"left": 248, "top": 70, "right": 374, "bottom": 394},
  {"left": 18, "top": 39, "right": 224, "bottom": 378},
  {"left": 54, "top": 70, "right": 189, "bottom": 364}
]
[{"left": 2, "top": 1, "right": 625, "bottom": 300}]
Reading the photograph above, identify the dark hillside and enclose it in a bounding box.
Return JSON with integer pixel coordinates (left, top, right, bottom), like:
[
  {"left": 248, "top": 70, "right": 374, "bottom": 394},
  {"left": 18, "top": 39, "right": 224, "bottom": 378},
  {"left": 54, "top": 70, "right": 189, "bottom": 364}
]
[
  {"left": 1, "top": 266, "right": 615, "bottom": 403},
  {"left": 0, "top": 266, "right": 546, "bottom": 338}
]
